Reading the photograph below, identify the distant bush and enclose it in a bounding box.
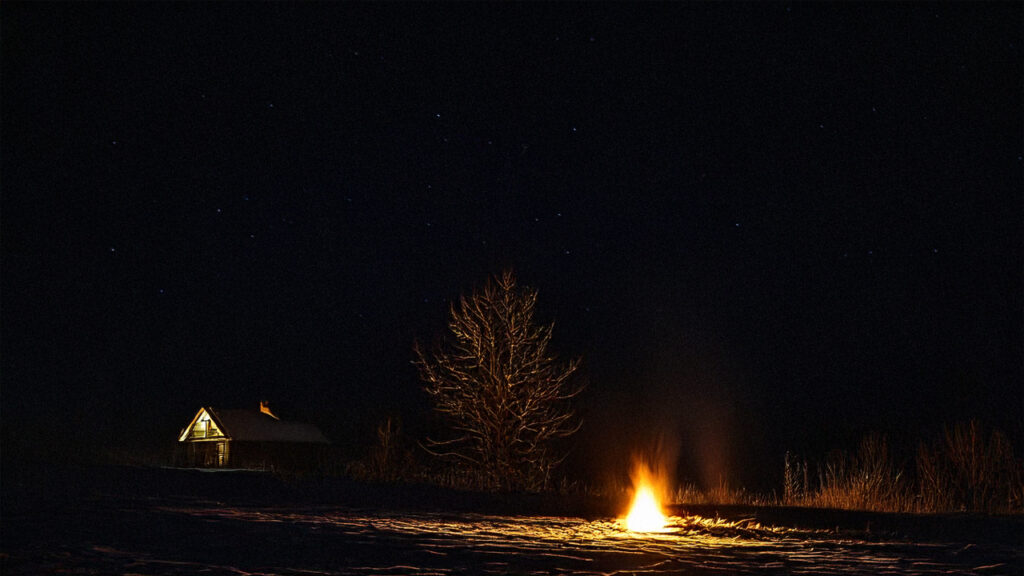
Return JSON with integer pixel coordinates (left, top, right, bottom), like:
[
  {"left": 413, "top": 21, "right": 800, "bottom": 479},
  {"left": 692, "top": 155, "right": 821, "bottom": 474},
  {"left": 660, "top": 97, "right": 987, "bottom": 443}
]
[
  {"left": 781, "top": 422, "right": 1023, "bottom": 514},
  {"left": 916, "top": 420, "right": 1023, "bottom": 514},
  {"left": 783, "top": 451, "right": 809, "bottom": 505},
  {"left": 816, "top": 434, "right": 911, "bottom": 512},
  {"left": 348, "top": 416, "right": 419, "bottom": 484},
  {"left": 782, "top": 434, "right": 911, "bottom": 512}
]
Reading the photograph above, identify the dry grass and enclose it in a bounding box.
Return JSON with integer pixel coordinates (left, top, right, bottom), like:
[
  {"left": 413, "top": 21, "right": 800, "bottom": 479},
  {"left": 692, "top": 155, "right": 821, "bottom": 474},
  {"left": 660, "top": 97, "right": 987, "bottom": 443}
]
[
  {"left": 783, "top": 422, "right": 1023, "bottom": 514},
  {"left": 672, "top": 481, "right": 775, "bottom": 507},
  {"left": 342, "top": 418, "right": 1022, "bottom": 515},
  {"left": 916, "top": 420, "right": 1023, "bottom": 514},
  {"left": 533, "top": 422, "right": 1022, "bottom": 516},
  {"left": 784, "top": 434, "right": 912, "bottom": 513}
]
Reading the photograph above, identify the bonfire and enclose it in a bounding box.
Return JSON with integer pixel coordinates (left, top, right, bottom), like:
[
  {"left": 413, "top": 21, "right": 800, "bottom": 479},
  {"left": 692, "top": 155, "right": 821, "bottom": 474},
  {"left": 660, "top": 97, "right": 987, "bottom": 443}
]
[{"left": 623, "top": 460, "right": 671, "bottom": 532}]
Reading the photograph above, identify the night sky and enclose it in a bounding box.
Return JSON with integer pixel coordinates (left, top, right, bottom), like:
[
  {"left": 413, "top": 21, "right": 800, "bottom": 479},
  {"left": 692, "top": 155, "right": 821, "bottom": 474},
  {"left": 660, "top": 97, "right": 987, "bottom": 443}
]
[{"left": 3, "top": 3, "right": 1021, "bottom": 487}]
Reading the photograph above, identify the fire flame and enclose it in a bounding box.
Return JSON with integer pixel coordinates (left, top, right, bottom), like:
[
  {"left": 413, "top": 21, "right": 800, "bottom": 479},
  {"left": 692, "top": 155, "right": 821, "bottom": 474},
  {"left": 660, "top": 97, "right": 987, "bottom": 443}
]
[{"left": 624, "top": 460, "right": 669, "bottom": 532}]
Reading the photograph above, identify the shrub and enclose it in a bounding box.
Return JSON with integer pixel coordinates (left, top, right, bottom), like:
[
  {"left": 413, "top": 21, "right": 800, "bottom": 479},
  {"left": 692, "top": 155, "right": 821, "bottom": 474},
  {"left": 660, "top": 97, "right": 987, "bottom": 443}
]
[
  {"left": 916, "top": 420, "right": 1023, "bottom": 514},
  {"left": 782, "top": 423, "right": 1023, "bottom": 514},
  {"left": 783, "top": 451, "right": 809, "bottom": 505},
  {"left": 349, "top": 416, "right": 418, "bottom": 483},
  {"left": 809, "top": 434, "right": 910, "bottom": 512}
]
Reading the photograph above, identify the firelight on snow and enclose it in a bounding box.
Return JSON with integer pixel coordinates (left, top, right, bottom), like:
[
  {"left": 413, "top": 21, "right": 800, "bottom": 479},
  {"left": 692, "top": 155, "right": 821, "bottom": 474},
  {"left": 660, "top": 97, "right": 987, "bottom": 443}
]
[{"left": 623, "top": 460, "right": 670, "bottom": 532}]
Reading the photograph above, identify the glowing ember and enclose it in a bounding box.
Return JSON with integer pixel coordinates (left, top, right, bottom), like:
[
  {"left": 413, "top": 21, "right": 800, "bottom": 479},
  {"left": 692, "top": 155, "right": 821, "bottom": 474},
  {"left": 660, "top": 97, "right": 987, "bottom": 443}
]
[{"left": 624, "top": 460, "right": 670, "bottom": 532}]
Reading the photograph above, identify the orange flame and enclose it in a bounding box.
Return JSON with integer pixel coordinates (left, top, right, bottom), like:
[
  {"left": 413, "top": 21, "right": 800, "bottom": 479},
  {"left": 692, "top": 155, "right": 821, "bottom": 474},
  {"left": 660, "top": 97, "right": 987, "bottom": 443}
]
[{"left": 623, "top": 459, "right": 670, "bottom": 532}]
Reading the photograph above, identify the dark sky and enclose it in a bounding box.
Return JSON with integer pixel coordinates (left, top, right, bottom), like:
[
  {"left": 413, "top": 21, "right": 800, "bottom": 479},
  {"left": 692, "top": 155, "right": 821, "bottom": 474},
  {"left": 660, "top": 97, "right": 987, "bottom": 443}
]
[{"left": 3, "top": 3, "right": 1021, "bottom": 486}]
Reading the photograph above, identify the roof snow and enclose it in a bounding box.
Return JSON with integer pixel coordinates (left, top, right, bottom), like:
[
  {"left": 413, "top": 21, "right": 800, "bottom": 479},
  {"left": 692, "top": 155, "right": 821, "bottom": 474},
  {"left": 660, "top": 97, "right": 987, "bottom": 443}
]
[{"left": 205, "top": 407, "right": 329, "bottom": 443}]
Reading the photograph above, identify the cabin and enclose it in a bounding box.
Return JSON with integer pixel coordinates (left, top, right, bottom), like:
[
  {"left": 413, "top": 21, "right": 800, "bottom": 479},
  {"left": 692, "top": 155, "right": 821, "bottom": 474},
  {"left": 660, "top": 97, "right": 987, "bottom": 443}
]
[{"left": 177, "top": 402, "right": 329, "bottom": 470}]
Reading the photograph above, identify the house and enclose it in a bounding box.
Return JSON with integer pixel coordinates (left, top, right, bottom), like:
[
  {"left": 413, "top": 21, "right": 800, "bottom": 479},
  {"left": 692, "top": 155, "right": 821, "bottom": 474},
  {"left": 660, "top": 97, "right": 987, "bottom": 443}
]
[{"left": 177, "top": 402, "right": 329, "bottom": 470}]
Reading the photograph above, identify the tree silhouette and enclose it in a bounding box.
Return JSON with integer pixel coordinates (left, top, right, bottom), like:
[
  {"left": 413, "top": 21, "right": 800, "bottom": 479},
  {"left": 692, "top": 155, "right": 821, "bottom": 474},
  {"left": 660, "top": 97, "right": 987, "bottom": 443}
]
[{"left": 414, "top": 271, "right": 582, "bottom": 491}]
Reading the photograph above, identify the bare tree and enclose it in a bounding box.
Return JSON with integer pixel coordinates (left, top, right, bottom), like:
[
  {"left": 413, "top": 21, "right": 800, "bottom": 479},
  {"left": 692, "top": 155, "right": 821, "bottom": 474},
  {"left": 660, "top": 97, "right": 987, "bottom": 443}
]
[{"left": 414, "top": 271, "right": 582, "bottom": 491}]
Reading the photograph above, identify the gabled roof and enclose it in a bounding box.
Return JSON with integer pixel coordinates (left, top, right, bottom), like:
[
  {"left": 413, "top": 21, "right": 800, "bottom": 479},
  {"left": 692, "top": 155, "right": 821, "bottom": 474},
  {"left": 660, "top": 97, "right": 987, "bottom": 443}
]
[{"left": 179, "top": 406, "right": 329, "bottom": 444}]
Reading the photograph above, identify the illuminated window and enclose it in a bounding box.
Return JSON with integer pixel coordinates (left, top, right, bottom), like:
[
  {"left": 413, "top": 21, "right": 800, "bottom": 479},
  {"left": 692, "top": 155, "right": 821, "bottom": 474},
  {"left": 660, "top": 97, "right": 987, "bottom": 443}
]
[{"left": 195, "top": 417, "right": 208, "bottom": 438}]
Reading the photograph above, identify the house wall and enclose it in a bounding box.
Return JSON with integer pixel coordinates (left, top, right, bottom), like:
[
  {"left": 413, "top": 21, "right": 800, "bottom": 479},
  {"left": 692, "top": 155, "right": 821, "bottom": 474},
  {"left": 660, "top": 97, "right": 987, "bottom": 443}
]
[
  {"left": 177, "top": 440, "right": 326, "bottom": 471},
  {"left": 180, "top": 440, "right": 228, "bottom": 467}
]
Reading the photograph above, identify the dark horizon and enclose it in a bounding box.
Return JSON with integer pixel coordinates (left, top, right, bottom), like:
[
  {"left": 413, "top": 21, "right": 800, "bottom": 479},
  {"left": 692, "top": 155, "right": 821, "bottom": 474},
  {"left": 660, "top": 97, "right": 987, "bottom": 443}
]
[{"left": 3, "top": 3, "right": 1021, "bottom": 489}]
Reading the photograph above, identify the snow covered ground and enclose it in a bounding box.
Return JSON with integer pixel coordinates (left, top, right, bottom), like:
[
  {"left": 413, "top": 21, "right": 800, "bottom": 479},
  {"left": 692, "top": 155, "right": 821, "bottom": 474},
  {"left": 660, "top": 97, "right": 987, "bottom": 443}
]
[{"left": 3, "top": 466, "right": 1021, "bottom": 575}]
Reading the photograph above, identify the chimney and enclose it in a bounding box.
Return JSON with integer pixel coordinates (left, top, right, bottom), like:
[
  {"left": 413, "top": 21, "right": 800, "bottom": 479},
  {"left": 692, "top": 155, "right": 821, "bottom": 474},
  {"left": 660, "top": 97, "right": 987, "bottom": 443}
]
[{"left": 259, "top": 401, "right": 279, "bottom": 420}]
